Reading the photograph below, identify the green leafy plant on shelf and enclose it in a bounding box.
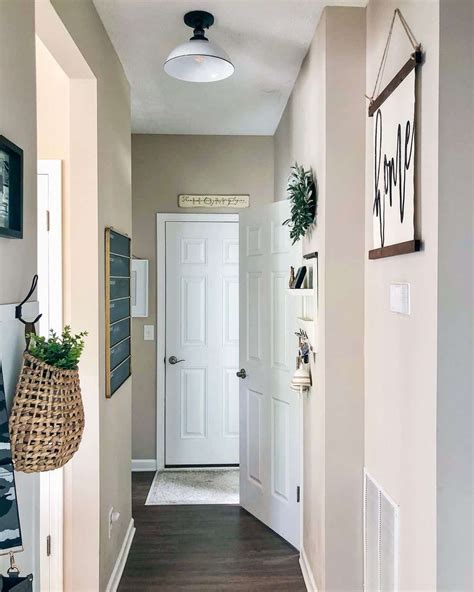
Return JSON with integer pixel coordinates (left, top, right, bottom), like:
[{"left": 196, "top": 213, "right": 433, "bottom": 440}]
[
  {"left": 28, "top": 326, "right": 88, "bottom": 370},
  {"left": 282, "top": 162, "right": 317, "bottom": 245}
]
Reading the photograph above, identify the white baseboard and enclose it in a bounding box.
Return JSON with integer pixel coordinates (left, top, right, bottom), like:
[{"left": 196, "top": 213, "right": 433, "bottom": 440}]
[
  {"left": 300, "top": 545, "right": 318, "bottom": 592},
  {"left": 132, "top": 459, "right": 157, "bottom": 472},
  {"left": 106, "top": 518, "right": 136, "bottom": 592}
]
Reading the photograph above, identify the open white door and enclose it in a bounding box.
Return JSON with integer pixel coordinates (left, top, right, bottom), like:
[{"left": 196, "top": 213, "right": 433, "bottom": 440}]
[
  {"left": 239, "top": 200, "right": 301, "bottom": 548},
  {"left": 37, "top": 160, "right": 63, "bottom": 592}
]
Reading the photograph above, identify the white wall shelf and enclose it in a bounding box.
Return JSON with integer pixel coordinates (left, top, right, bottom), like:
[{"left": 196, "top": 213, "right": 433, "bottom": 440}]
[{"left": 287, "top": 288, "right": 314, "bottom": 296}]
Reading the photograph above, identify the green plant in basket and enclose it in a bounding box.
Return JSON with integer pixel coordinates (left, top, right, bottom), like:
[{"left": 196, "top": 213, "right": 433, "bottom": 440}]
[
  {"left": 282, "top": 162, "right": 317, "bottom": 245},
  {"left": 28, "top": 326, "right": 87, "bottom": 370}
]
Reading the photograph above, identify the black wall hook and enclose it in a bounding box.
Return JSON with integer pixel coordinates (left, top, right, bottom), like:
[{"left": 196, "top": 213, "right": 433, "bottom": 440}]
[{"left": 15, "top": 274, "right": 42, "bottom": 327}]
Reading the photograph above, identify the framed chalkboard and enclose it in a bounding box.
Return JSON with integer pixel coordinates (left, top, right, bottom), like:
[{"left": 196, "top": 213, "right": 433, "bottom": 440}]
[{"left": 105, "top": 228, "right": 131, "bottom": 398}]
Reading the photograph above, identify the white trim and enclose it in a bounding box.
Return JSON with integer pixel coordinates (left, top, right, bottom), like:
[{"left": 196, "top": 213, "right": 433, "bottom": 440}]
[
  {"left": 156, "top": 213, "right": 239, "bottom": 470},
  {"left": 38, "top": 160, "right": 64, "bottom": 592},
  {"left": 131, "top": 459, "right": 157, "bottom": 472},
  {"left": 299, "top": 545, "right": 318, "bottom": 592},
  {"left": 106, "top": 518, "right": 136, "bottom": 592},
  {"left": 37, "top": 160, "right": 62, "bottom": 336},
  {"left": 162, "top": 466, "right": 237, "bottom": 472},
  {"left": 40, "top": 469, "right": 64, "bottom": 592},
  {"left": 299, "top": 390, "right": 304, "bottom": 552}
]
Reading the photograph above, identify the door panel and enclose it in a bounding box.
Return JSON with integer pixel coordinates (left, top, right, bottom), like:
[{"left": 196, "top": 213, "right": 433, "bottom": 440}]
[
  {"left": 247, "top": 388, "right": 263, "bottom": 485},
  {"left": 239, "top": 201, "right": 301, "bottom": 548},
  {"left": 165, "top": 221, "right": 239, "bottom": 465},
  {"left": 223, "top": 369, "right": 239, "bottom": 438}
]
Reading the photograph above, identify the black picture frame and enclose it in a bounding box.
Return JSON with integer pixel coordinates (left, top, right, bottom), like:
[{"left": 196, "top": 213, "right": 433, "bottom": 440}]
[{"left": 0, "top": 135, "right": 23, "bottom": 239}]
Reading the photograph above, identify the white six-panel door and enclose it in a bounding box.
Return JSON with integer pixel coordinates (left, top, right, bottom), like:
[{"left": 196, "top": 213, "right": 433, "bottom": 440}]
[
  {"left": 239, "top": 200, "right": 301, "bottom": 548},
  {"left": 165, "top": 221, "right": 240, "bottom": 465}
]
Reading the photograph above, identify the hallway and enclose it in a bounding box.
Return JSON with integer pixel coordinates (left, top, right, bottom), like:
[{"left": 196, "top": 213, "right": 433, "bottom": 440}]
[{"left": 119, "top": 473, "right": 306, "bottom": 591}]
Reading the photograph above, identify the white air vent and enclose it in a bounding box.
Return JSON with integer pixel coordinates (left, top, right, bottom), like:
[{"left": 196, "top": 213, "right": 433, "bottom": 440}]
[{"left": 364, "top": 471, "right": 399, "bottom": 591}]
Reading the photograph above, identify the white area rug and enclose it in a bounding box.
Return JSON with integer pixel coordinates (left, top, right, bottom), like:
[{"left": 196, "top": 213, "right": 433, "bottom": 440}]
[{"left": 145, "top": 469, "right": 240, "bottom": 505}]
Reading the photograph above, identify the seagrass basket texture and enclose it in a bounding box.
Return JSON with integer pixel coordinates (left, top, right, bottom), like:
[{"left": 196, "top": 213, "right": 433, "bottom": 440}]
[{"left": 9, "top": 352, "right": 85, "bottom": 473}]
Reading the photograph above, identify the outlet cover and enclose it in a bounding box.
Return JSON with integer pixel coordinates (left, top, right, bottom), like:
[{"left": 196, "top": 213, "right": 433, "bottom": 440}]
[
  {"left": 144, "top": 325, "right": 155, "bottom": 341},
  {"left": 390, "top": 283, "right": 410, "bottom": 315},
  {"left": 108, "top": 507, "right": 120, "bottom": 539}
]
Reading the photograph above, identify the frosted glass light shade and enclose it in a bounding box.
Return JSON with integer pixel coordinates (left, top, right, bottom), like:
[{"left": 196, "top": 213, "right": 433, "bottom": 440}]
[{"left": 164, "top": 39, "right": 234, "bottom": 82}]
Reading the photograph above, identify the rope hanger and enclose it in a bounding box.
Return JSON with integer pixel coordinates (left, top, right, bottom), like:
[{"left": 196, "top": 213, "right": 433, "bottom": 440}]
[{"left": 367, "top": 9, "right": 422, "bottom": 104}]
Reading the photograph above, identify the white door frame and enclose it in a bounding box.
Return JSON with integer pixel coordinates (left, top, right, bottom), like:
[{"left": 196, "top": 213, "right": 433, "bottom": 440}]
[
  {"left": 156, "top": 213, "right": 239, "bottom": 470},
  {"left": 38, "top": 160, "right": 64, "bottom": 592}
]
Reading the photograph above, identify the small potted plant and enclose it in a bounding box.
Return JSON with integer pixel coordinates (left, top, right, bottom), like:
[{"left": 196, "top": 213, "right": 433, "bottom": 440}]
[
  {"left": 9, "top": 327, "right": 87, "bottom": 473},
  {"left": 282, "top": 162, "right": 317, "bottom": 244}
]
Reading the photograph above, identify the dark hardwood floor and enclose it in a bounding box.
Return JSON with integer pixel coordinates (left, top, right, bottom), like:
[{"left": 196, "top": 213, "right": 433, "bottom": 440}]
[{"left": 118, "top": 472, "right": 306, "bottom": 591}]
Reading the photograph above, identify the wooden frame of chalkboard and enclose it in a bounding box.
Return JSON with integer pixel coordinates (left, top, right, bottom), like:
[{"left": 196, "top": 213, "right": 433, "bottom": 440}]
[{"left": 105, "top": 227, "right": 131, "bottom": 398}]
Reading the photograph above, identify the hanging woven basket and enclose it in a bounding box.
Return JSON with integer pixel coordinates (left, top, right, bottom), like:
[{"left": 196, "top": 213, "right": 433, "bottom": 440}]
[{"left": 9, "top": 353, "right": 85, "bottom": 473}]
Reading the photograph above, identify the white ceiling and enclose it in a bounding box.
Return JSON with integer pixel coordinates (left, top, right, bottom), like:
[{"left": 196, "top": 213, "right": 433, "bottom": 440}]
[{"left": 93, "top": 0, "right": 364, "bottom": 135}]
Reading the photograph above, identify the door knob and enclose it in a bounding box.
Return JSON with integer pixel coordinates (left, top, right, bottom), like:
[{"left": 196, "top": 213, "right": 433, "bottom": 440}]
[
  {"left": 236, "top": 368, "right": 247, "bottom": 379},
  {"left": 169, "top": 355, "right": 185, "bottom": 365}
]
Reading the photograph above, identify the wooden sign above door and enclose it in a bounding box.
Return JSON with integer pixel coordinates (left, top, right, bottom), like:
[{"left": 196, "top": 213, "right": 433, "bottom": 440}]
[{"left": 178, "top": 194, "right": 250, "bottom": 209}]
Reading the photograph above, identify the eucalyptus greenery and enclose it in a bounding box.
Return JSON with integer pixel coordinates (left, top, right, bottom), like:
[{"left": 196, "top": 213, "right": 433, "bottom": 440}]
[
  {"left": 28, "top": 326, "right": 87, "bottom": 370},
  {"left": 282, "top": 163, "right": 316, "bottom": 245}
]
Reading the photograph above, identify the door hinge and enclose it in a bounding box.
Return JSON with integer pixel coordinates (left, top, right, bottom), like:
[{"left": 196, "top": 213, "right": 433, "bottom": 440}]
[
  {"left": 46, "top": 534, "right": 51, "bottom": 557},
  {"left": 297, "top": 485, "right": 300, "bottom": 503},
  {"left": 46, "top": 210, "right": 50, "bottom": 232}
]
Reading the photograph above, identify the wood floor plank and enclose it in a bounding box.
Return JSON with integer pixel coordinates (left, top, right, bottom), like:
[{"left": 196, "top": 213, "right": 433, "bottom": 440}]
[{"left": 118, "top": 472, "right": 306, "bottom": 591}]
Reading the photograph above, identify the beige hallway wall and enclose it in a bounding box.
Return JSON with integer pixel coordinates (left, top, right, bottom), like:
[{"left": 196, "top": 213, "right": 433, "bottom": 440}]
[
  {"left": 274, "top": 7, "right": 366, "bottom": 589},
  {"left": 36, "top": 38, "right": 70, "bottom": 162},
  {"left": 0, "top": 0, "right": 37, "bottom": 305},
  {"left": 436, "top": 0, "right": 473, "bottom": 587},
  {"left": 0, "top": 0, "right": 38, "bottom": 580},
  {"left": 45, "top": 1, "right": 132, "bottom": 589},
  {"left": 131, "top": 134, "right": 274, "bottom": 460},
  {"left": 276, "top": 0, "right": 471, "bottom": 589},
  {"left": 365, "top": 1, "right": 439, "bottom": 589}
]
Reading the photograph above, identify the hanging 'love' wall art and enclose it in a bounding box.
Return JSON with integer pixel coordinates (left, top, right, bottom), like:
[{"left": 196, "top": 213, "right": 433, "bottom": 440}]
[{"left": 367, "top": 9, "right": 423, "bottom": 260}]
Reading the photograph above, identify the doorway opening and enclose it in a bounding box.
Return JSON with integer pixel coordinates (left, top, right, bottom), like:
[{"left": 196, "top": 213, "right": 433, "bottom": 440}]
[
  {"left": 153, "top": 213, "right": 240, "bottom": 505},
  {"left": 153, "top": 203, "right": 301, "bottom": 548}
]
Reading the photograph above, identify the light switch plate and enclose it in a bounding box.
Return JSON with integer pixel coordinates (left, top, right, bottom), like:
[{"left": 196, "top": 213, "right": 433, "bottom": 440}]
[
  {"left": 144, "top": 324, "right": 155, "bottom": 341},
  {"left": 390, "top": 283, "right": 410, "bottom": 315}
]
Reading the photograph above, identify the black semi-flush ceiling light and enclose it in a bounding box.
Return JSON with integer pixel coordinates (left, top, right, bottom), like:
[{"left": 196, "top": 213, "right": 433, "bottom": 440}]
[{"left": 164, "top": 10, "right": 234, "bottom": 83}]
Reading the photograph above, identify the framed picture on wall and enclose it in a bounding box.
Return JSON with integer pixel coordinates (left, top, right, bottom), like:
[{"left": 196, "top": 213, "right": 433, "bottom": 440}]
[
  {"left": 0, "top": 135, "right": 23, "bottom": 240},
  {"left": 367, "top": 10, "right": 423, "bottom": 260}
]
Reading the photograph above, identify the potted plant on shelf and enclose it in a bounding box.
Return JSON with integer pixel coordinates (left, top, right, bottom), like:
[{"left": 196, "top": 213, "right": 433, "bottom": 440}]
[
  {"left": 282, "top": 162, "right": 317, "bottom": 245},
  {"left": 9, "top": 326, "right": 87, "bottom": 473}
]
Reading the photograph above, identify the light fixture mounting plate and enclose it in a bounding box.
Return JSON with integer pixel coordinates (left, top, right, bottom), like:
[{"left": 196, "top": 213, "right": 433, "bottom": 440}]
[{"left": 184, "top": 10, "right": 214, "bottom": 30}]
